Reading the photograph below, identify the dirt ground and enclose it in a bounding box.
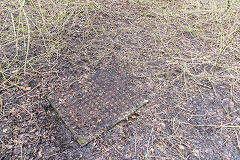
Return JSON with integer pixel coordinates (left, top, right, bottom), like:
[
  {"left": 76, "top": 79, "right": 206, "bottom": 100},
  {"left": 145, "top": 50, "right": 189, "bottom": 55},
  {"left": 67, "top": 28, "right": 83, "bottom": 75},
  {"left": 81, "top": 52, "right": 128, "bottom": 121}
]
[{"left": 1, "top": 0, "right": 240, "bottom": 159}]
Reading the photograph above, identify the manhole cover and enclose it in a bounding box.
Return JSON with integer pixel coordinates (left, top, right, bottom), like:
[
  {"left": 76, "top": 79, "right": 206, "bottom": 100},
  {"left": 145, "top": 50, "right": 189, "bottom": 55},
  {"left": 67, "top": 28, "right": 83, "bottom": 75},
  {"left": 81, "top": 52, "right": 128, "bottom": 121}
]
[{"left": 51, "top": 60, "right": 148, "bottom": 146}]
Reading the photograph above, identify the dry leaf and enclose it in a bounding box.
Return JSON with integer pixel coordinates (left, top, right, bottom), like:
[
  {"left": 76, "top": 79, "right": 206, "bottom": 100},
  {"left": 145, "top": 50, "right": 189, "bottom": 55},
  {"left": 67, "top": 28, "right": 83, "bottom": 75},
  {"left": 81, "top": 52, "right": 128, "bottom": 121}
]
[
  {"left": 38, "top": 150, "right": 42, "bottom": 158},
  {"left": 25, "top": 86, "right": 31, "bottom": 91},
  {"left": 131, "top": 115, "right": 137, "bottom": 119},
  {"left": 19, "top": 86, "right": 31, "bottom": 91},
  {"left": 19, "top": 86, "right": 25, "bottom": 90}
]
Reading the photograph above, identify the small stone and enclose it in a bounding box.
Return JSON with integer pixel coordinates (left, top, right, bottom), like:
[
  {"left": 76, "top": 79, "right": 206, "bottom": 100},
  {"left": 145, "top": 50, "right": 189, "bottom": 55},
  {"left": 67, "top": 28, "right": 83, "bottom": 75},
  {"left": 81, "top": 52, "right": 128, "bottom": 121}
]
[
  {"left": 178, "top": 144, "right": 185, "bottom": 150},
  {"left": 3, "top": 128, "right": 7, "bottom": 133},
  {"left": 193, "top": 149, "right": 200, "bottom": 157},
  {"left": 7, "top": 145, "right": 13, "bottom": 149}
]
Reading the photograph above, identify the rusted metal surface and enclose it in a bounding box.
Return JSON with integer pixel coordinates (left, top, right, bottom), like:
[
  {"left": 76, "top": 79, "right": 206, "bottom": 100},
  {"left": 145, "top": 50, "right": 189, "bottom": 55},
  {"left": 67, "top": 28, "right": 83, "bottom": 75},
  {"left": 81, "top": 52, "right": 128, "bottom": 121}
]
[{"left": 51, "top": 62, "right": 147, "bottom": 146}]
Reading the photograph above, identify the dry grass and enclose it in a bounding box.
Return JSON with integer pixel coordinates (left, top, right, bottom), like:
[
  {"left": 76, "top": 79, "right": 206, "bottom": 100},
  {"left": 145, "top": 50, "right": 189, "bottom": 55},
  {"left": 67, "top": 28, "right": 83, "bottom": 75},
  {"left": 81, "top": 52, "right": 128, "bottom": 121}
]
[
  {"left": 138, "top": 0, "right": 240, "bottom": 80},
  {"left": 0, "top": 0, "right": 240, "bottom": 159},
  {"left": 134, "top": 0, "right": 240, "bottom": 158},
  {"left": 1, "top": 0, "right": 238, "bottom": 90},
  {"left": 0, "top": 0, "right": 101, "bottom": 91}
]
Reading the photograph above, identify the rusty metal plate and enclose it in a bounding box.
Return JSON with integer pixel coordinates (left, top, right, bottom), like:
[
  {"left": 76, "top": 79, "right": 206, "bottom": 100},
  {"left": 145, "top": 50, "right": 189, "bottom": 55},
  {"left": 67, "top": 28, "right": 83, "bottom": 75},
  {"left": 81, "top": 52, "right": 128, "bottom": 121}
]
[{"left": 51, "top": 62, "right": 147, "bottom": 146}]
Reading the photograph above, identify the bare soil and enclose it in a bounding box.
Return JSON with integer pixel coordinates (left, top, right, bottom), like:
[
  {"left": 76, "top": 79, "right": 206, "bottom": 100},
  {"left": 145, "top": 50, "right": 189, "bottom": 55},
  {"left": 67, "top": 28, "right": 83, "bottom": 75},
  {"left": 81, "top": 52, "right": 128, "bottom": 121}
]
[{"left": 1, "top": 0, "right": 239, "bottom": 159}]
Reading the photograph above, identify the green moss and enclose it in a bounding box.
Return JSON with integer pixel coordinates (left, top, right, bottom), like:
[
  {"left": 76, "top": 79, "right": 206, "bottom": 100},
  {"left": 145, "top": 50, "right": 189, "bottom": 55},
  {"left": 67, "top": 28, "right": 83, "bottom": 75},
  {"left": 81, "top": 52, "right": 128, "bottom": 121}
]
[{"left": 77, "top": 138, "right": 87, "bottom": 146}]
